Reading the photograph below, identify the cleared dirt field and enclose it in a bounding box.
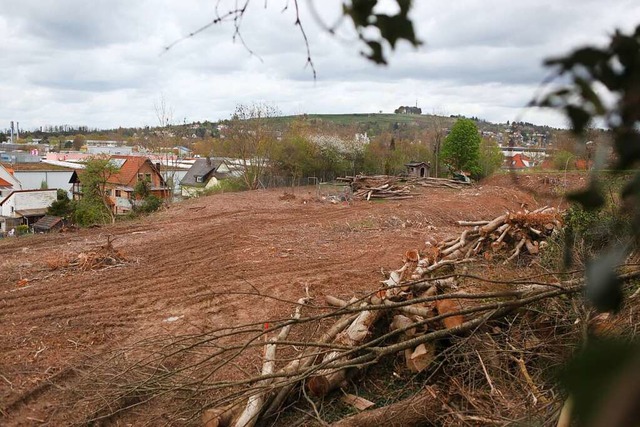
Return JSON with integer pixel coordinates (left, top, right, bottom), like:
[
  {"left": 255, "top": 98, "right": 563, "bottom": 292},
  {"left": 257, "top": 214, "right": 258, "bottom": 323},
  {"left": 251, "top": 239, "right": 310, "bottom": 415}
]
[{"left": 0, "top": 177, "right": 566, "bottom": 425}]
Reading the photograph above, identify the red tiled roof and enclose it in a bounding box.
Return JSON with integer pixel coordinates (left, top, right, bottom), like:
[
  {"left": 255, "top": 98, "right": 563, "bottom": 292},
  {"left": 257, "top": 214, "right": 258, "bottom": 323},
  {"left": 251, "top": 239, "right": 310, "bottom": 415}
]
[
  {"left": 107, "top": 156, "right": 152, "bottom": 187},
  {"left": 0, "top": 177, "right": 11, "bottom": 187},
  {"left": 510, "top": 153, "right": 531, "bottom": 169},
  {"left": 575, "top": 159, "right": 592, "bottom": 170}
]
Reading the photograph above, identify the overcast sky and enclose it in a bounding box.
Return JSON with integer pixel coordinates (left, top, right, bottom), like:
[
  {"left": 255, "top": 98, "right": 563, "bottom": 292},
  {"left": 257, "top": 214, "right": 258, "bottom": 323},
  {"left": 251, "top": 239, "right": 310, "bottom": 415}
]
[{"left": 1, "top": 0, "right": 638, "bottom": 131}]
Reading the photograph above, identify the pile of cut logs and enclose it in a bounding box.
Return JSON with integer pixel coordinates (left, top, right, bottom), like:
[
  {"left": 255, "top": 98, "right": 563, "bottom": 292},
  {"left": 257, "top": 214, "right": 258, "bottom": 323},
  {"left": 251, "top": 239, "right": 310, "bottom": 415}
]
[
  {"left": 201, "top": 209, "right": 569, "bottom": 427},
  {"left": 338, "top": 174, "right": 471, "bottom": 200},
  {"left": 450, "top": 206, "right": 562, "bottom": 265}
]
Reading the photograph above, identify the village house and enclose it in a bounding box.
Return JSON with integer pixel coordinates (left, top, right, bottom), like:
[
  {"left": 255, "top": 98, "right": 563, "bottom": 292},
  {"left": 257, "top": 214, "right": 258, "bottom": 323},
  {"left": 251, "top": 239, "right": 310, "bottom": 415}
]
[
  {"left": 505, "top": 153, "right": 532, "bottom": 170},
  {"left": 0, "top": 164, "right": 22, "bottom": 198},
  {"left": 0, "top": 189, "right": 57, "bottom": 234},
  {"left": 173, "top": 145, "right": 193, "bottom": 157},
  {"left": 180, "top": 157, "right": 231, "bottom": 198},
  {"left": 70, "top": 155, "right": 170, "bottom": 215}
]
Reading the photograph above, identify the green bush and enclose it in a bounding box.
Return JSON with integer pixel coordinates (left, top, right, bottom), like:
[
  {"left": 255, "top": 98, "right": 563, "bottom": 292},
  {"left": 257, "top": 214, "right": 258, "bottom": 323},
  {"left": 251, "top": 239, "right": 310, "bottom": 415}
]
[
  {"left": 201, "top": 178, "right": 248, "bottom": 196},
  {"left": 72, "top": 199, "right": 111, "bottom": 227},
  {"left": 47, "top": 189, "right": 73, "bottom": 218},
  {"left": 553, "top": 150, "right": 576, "bottom": 171},
  {"left": 138, "top": 195, "right": 163, "bottom": 213},
  {"left": 542, "top": 204, "right": 632, "bottom": 270},
  {"left": 16, "top": 224, "right": 30, "bottom": 235}
]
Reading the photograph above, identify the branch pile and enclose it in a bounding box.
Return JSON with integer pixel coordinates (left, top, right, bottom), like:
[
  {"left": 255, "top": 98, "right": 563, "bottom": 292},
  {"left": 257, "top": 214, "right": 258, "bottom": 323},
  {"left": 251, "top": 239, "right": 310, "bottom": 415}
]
[
  {"left": 74, "top": 208, "right": 640, "bottom": 426},
  {"left": 339, "top": 175, "right": 416, "bottom": 200},
  {"left": 408, "top": 206, "right": 563, "bottom": 274},
  {"left": 338, "top": 174, "right": 471, "bottom": 200},
  {"left": 47, "top": 236, "right": 127, "bottom": 272},
  {"left": 194, "top": 210, "right": 573, "bottom": 426}
]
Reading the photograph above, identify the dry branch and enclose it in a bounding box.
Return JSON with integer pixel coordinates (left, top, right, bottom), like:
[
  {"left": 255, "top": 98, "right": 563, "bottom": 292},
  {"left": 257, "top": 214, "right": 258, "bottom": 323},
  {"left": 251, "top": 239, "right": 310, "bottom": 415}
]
[{"left": 233, "top": 297, "right": 310, "bottom": 427}]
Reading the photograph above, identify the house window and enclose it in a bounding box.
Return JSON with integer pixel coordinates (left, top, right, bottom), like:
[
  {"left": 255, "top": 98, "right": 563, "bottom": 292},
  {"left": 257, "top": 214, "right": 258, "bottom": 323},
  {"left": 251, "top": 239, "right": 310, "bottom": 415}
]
[
  {"left": 137, "top": 173, "right": 144, "bottom": 182},
  {"left": 145, "top": 173, "right": 151, "bottom": 182},
  {"left": 195, "top": 176, "right": 203, "bottom": 183},
  {"left": 115, "top": 190, "right": 122, "bottom": 197}
]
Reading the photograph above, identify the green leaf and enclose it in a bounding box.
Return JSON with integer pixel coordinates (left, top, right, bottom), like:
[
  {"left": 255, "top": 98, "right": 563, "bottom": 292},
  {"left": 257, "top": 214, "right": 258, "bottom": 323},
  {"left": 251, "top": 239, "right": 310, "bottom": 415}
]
[
  {"left": 614, "top": 130, "right": 640, "bottom": 170},
  {"left": 574, "top": 77, "right": 606, "bottom": 115},
  {"left": 344, "top": 0, "right": 377, "bottom": 27},
  {"left": 396, "top": 0, "right": 412, "bottom": 15},
  {"left": 621, "top": 171, "right": 640, "bottom": 199},
  {"left": 375, "top": 14, "right": 419, "bottom": 48}
]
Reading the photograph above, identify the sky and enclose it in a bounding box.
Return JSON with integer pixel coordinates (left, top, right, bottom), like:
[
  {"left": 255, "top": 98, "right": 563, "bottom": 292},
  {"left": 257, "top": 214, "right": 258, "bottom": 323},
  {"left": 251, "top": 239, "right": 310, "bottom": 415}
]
[{"left": 0, "top": 0, "right": 638, "bottom": 131}]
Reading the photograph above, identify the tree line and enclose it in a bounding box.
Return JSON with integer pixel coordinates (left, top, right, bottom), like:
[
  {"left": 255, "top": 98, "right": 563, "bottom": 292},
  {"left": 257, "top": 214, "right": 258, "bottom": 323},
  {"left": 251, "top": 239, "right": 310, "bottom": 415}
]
[{"left": 189, "top": 104, "right": 503, "bottom": 189}]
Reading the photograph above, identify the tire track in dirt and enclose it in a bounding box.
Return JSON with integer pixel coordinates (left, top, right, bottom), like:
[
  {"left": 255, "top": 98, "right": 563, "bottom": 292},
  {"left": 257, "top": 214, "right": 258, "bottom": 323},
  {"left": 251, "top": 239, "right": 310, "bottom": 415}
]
[{"left": 0, "top": 184, "right": 539, "bottom": 425}]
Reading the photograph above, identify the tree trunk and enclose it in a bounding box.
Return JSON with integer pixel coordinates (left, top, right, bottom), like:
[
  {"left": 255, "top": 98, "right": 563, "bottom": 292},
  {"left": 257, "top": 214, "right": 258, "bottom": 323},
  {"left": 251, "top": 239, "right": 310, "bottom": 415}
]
[{"left": 330, "top": 386, "right": 441, "bottom": 427}]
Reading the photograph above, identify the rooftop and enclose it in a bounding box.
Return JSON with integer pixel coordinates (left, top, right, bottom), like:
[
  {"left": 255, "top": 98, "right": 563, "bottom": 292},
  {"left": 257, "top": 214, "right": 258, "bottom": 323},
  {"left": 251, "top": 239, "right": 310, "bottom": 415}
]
[{"left": 1, "top": 162, "right": 74, "bottom": 171}]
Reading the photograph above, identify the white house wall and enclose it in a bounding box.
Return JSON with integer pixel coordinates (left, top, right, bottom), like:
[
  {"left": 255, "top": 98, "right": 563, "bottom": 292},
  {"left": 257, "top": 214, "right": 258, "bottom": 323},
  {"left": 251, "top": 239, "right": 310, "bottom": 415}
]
[
  {"left": 1, "top": 190, "right": 57, "bottom": 216},
  {"left": 181, "top": 177, "right": 220, "bottom": 198},
  {"left": 14, "top": 171, "right": 74, "bottom": 197}
]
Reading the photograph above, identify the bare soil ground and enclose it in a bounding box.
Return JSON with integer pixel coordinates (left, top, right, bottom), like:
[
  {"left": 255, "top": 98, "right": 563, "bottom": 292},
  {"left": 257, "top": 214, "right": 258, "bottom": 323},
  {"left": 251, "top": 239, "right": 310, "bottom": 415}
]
[{"left": 0, "top": 174, "right": 579, "bottom": 425}]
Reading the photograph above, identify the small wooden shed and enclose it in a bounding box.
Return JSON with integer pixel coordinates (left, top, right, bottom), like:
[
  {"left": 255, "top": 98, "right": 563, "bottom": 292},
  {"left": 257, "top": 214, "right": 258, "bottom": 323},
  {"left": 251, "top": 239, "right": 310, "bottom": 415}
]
[
  {"left": 33, "top": 215, "right": 64, "bottom": 233},
  {"left": 405, "top": 161, "right": 431, "bottom": 178}
]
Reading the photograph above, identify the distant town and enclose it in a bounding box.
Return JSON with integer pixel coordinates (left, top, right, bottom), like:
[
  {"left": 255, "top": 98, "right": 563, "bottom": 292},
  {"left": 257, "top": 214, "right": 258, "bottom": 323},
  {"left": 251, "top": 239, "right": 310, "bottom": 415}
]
[{"left": 1, "top": 110, "right": 608, "bottom": 236}]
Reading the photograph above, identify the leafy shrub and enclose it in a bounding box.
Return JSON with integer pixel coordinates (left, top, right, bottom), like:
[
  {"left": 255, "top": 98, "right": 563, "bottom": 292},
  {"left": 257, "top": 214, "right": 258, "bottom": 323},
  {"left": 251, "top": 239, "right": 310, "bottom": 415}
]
[
  {"left": 138, "top": 195, "right": 163, "bottom": 213},
  {"left": 16, "top": 224, "right": 29, "bottom": 235},
  {"left": 47, "top": 189, "right": 73, "bottom": 218},
  {"left": 72, "top": 199, "right": 111, "bottom": 227},
  {"left": 201, "top": 178, "right": 248, "bottom": 196},
  {"left": 542, "top": 204, "right": 632, "bottom": 270}
]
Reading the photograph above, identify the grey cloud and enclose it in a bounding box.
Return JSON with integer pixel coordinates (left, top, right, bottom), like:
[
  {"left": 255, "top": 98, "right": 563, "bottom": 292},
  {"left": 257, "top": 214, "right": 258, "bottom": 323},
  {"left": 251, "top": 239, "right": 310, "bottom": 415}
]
[
  {"left": 1, "top": 0, "right": 639, "bottom": 130},
  {"left": 2, "top": 0, "right": 149, "bottom": 49}
]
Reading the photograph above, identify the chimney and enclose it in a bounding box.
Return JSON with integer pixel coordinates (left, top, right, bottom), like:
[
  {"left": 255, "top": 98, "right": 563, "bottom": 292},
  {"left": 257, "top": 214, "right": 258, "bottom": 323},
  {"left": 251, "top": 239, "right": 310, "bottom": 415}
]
[{"left": 206, "top": 156, "right": 212, "bottom": 167}]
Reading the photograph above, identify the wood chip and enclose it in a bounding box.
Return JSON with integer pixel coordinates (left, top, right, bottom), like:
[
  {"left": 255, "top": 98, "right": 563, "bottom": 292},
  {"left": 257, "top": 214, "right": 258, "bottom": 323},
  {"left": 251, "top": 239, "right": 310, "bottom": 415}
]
[{"left": 340, "top": 393, "right": 375, "bottom": 411}]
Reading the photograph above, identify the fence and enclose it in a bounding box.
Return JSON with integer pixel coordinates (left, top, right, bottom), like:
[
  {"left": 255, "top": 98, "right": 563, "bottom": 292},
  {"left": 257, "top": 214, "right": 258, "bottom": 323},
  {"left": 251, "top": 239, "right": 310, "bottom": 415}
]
[{"left": 260, "top": 175, "right": 351, "bottom": 200}]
